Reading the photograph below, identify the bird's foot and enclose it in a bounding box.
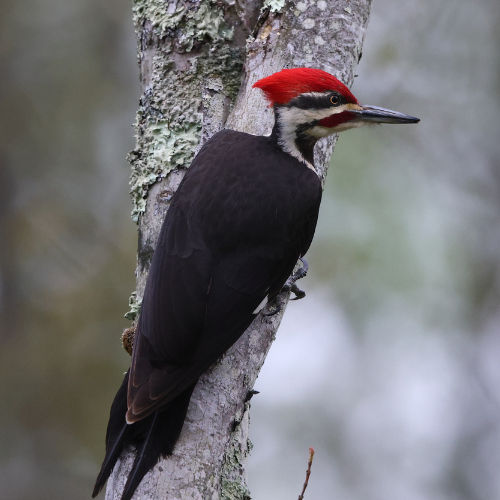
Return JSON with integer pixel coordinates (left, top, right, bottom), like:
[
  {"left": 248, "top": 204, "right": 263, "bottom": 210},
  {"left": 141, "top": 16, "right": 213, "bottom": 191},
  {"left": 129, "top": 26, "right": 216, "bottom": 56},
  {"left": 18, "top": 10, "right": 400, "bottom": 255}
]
[
  {"left": 294, "top": 257, "right": 309, "bottom": 282},
  {"left": 289, "top": 283, "right": 306, "bottom": 300},
  {"left": 282, "top": 257, "right": 309, "bottom": 300},
  {"left": 264, "top": 259, "right": 309, "bottom": 316},
  {"left": 263, "top": 299, "right": 282, "bottom": 316}
]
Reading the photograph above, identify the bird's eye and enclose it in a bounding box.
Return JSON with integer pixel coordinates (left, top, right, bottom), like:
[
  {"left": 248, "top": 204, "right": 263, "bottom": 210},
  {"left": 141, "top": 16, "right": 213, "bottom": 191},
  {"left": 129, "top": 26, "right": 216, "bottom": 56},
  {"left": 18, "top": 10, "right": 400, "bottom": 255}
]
[{"left": 330, "top": 95, "right": 340, "bottom": 106}]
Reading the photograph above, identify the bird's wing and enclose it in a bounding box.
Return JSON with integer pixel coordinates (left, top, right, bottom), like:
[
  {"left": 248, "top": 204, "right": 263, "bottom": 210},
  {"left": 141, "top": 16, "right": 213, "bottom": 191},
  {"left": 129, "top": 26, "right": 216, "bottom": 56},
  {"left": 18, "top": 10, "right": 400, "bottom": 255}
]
[
  {"left": 126, "top": 130, "right": 322, "bottom": 423},
  {"left": 128, "top": 255, "right": 298, "bottom": 421}
]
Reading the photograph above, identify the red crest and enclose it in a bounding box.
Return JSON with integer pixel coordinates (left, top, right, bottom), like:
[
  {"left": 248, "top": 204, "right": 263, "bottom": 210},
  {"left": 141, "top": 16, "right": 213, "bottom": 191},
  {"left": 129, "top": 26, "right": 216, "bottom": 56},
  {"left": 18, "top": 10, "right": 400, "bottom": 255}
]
[{"left": 253, "top": 68, "right": 357, "bottom": 106}]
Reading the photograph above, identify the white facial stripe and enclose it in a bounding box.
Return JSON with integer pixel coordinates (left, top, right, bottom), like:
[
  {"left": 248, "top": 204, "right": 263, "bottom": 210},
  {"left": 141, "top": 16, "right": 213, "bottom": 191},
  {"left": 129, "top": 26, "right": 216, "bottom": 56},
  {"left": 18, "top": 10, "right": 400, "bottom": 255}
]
[
  {"left": 279, "top": 101, "right": 362, "bottom": 128},
  {"left": 307, "top": 120, "right": 368, "bottom": 137},
  {"left": 276, "top": 103, "right": 356, "bottom": 170},
  {"left": 280, "top": 103, "right": 352, "bottom": 124},
  {"left": 275, "top": 100, "right": 363, "bottom": 170},
  {"left": 276, "top": 108, "right": 316, "bottom": 171},
  {"left": 298, "top": 91, "right": 333, "bottom": 99}
]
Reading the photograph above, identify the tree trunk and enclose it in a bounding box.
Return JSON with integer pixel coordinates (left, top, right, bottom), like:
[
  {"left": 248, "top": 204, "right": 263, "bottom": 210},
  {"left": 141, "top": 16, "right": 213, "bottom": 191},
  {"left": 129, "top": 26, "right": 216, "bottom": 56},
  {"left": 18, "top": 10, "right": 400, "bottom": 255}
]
[{"left": 106, "top": 1, "right": 372, "bottom": 498}]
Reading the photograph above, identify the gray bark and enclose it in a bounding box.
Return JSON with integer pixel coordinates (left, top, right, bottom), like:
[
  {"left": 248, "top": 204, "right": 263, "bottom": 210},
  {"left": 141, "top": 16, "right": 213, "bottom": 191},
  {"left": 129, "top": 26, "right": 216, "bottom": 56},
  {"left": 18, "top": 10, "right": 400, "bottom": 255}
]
[{"left": 107, "top": 1, "right": 372, "bottom": 498}]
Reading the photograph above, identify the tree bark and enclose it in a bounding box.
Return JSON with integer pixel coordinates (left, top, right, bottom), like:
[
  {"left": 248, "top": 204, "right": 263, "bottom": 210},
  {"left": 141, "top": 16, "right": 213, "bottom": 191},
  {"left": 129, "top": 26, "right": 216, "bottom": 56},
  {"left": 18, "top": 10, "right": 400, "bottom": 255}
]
[{"left": 107, "top": 1, "right": 372, "bottom": 498}]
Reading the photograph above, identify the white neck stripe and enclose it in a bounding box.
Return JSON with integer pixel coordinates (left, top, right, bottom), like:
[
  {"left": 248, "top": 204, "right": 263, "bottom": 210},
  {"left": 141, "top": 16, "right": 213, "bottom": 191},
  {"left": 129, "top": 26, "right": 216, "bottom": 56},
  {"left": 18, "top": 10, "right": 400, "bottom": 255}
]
[{"left": 275, "top": 108, "right": 316, "bottom": 173}]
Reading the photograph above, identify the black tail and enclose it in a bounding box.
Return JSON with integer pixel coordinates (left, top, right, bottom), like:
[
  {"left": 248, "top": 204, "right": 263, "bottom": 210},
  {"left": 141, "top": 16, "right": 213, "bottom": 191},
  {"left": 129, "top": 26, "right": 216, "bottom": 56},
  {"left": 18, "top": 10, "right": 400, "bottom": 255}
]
[
  {"left": 92, "top": 371, "right": 130, "bottom": 497},
  {"left": 120, "top": 385, "right": 195, "bottom": 500},
  {"left": 92, "top": 373, "right": 195, "bottom": 500}
]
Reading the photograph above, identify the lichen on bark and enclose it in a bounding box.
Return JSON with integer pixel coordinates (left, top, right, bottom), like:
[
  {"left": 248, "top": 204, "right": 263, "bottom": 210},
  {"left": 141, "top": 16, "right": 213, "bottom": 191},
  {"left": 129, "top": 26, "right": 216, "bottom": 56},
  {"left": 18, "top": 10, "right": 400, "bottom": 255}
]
[
  {"left": 263, "top": 0, "right": 286, "bottom": 13},
  {"left": 129, "top": 0, "right": 244, "bottom": 222},
  {"left": 133, "top": 0, "right": 234, "bottom": 43},
  {"left": 220, "top": 404, "right": 252, "bottom": 500}
]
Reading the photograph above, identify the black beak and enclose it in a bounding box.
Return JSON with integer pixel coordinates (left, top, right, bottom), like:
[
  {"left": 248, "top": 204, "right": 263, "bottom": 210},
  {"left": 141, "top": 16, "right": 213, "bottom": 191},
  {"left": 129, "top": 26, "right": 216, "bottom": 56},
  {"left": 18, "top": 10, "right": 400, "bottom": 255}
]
[{"left": 351, "top": 105, "right": 420, "bottom": 124}]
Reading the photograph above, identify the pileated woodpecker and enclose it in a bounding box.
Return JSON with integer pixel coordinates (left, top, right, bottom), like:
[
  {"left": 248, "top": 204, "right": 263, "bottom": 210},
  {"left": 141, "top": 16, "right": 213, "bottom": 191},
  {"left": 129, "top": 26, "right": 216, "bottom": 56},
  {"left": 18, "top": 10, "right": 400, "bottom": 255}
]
[{"left": 93, "top": 67, "right": 419, "bottom": 499}]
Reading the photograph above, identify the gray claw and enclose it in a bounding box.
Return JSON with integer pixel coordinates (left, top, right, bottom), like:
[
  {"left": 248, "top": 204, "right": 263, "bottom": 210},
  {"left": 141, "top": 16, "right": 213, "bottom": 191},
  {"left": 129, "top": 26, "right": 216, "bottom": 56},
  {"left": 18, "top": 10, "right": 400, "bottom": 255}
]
[
  {"left": 290, "top": 283, "right": 306, "bottom": 300},
  {"left": 283, "top": 257, "right": 309, "bottom": 298}
]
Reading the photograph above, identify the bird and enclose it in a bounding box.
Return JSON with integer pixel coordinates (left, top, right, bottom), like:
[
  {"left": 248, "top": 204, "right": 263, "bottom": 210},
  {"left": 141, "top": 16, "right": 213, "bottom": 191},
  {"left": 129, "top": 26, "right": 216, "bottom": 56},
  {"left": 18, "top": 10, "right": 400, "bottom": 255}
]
[{"left": 93, "top": 67, "right": 419, "bottom": 500}]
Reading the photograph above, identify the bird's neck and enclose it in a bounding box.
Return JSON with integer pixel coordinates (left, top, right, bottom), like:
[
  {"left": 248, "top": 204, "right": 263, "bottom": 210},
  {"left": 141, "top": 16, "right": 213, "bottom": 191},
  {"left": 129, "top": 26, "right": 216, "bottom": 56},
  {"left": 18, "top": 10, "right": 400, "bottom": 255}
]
[{"left": 270, "top": 108, "right": 317, "bottom": 170}]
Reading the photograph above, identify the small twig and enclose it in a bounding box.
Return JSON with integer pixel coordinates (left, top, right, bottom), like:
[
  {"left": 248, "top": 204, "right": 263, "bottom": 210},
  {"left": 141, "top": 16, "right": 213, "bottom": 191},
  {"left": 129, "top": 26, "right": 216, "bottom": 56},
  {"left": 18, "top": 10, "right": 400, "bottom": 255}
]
[{"left": 298, "top": 447, "right": 315, "bottom": 500}]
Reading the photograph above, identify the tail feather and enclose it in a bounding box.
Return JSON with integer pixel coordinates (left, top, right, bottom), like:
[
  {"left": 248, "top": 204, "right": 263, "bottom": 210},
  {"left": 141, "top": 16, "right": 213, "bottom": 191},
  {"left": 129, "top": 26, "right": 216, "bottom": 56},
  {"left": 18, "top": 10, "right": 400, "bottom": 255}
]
[
  {"left": 121, "top": 411, "right": 160, "bottom": 500},
  {"left": 93, "top": 378, "right": 196, "bottom": 500},
  {"left": 92, "top": 423, "right": 127, "bottom": 497},
  {"left": 121, "top": 384, "right": 195, "bottom": 500},
  {"left": 92, "top": 372, "right": 130, "bottom": 497}
]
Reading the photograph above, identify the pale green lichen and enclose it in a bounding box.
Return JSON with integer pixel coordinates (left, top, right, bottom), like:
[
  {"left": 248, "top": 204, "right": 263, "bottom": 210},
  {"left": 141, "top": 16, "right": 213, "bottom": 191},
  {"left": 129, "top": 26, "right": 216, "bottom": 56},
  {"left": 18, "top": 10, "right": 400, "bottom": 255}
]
[
  {"left": 202, "top": 46, "right": 244, "bottom": 99},
  {"left": 128, "top": 0, "right": 243, "bottom": 221},
  {"left": 177, "top": 1, "right": 234, "bottom": 51},
  {"left": 220, "top": 406, "right": 252, "bottom": 500},
  {"left": 129, "top": 44, "right": 243, "bottom": 222},
  {"left": 133, "top": 0, "right": 185, "bottom": 33},
  {"left": 124, "top": 291, "right": 142, "bottom": 321},
  {"left": 221, "top": 478, "right": 251, "bottom": 500},
  {"left": 262, "top": 0, "right": 286, "bottom": 13},
  {"left": 133, "top": 0, "right": 234, "bottom": 49},
  {"left": 130, "top": 118, "right": 201, "bottom": 222}
]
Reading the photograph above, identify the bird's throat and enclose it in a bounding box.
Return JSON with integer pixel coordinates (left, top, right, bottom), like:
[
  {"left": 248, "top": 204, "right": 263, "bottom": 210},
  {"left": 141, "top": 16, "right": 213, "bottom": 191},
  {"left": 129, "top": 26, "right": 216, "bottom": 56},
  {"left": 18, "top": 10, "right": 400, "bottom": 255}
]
[{"left": 271, "top": 109, "right": 318, "bottom": 170}]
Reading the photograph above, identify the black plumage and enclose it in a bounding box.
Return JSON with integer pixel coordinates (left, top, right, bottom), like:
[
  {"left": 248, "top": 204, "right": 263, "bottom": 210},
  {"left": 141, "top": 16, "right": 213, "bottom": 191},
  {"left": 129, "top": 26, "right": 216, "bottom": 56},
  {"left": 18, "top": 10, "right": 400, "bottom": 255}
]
[
  {"left": 93, "top": 128, "right": 322, "bottom": 499},
  {"left": 93, "top": 64, "right": 420, "bottom": 499}
]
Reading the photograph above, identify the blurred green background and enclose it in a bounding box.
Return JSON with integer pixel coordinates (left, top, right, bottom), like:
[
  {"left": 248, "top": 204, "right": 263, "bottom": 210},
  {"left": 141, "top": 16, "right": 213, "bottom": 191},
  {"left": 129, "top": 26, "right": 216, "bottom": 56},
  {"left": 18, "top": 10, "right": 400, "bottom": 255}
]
[{"left": 1, "top": 1, "right": 499, "bottom": 499}]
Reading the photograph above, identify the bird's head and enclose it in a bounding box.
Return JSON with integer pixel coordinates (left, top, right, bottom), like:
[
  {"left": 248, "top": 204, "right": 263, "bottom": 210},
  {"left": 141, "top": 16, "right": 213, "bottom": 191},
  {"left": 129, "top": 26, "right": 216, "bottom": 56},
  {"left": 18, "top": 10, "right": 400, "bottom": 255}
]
[{"left": 253, "top": 68, "right": 419, "bottom": 154}]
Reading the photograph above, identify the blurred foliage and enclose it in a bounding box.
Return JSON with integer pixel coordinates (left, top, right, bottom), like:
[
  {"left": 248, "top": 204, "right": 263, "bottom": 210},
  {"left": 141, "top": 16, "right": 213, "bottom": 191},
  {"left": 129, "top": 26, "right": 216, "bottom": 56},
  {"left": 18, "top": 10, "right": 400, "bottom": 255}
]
[
  {"left": 0, "top": 0, "right": 138, "bottom": 498},
  {"left": 0, "top": 0, "right": 499, "bottom": 499}
]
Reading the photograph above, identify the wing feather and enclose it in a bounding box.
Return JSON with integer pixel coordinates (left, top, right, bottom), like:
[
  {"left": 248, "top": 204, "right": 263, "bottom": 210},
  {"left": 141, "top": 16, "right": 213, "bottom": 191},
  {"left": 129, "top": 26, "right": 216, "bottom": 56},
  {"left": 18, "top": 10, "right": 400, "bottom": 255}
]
[{"left": 127, "top": 130, "right": 322, "bottom": 423}]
